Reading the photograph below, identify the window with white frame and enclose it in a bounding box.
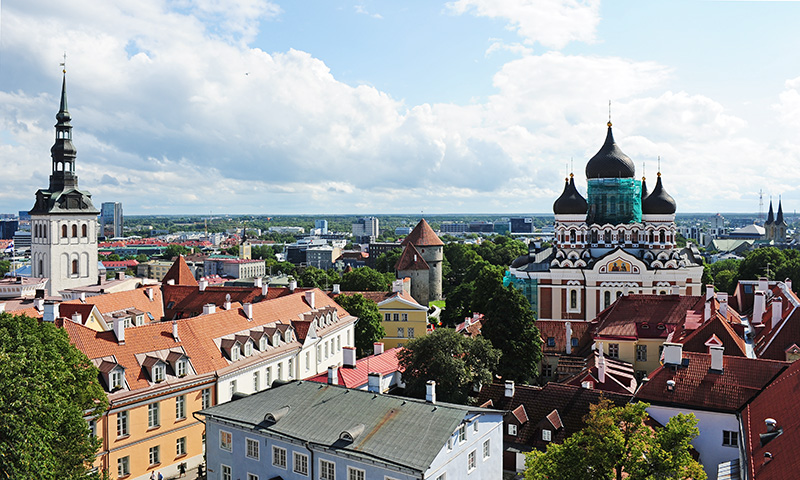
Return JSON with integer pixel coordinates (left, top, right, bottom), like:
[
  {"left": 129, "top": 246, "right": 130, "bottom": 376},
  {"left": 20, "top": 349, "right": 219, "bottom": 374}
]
[
  {"left": 253, "top": 371, "right": 260, "bottom": 391},
  {"left": 348, "top": 467, "right": 365, "bottom": 480},
  {"left": 337, "top": 336, "right": 341, "bottom": 351},
  {"left": 176, "top": 436, "right": 187, "bottom": 456},
  {"left": 457, "top": 424, "right": 466, "bottom": 443},
  {"left": 393, "top": 313, "right": 399, "bottom": 321},
  {"left": 408, "top": 327, "right": 415, "bottom": 338},
  {"left": 467, "top": 450, "right": 476, "bottom": 472},
  {"left": 384, "top": 313, "right": 391, "bottom": 322},
  {"left": 508, "top": 424, "right": 517, "bottom": 436},
  {"left": 247, "top": 474, "right": 258, "bottom": 480},
  {"left": 397, "top": 327, "right": 404, "bottom": 338},
  {"left": 293, "top": 452, "right": 308, "bottom": 475},
  {"left": 325, "top": 342, "right": 329, "bottom": 358},
  {"left": 288, "top": 358, "right": 294, "bottom": 379},
  {"left": 277, "top": 363, "right": 283, "bottom": 380},
  {"left": 148, "top": 445, "right": 160, "bottom": 465},
  {"left": 117, "top": 456, "right": 130, "bottom": 477},
  {"left": 608, "top": 343, "right": 620, "bottom": 359},
  {"left": 175, "top": 395, "right": 186, "bottom": 420},
  {"left": 244, "top": 342, "right": 253, "bottom": 356},
  {"left": 220, "top": 430, "right": 232, "bottom": 452},
  {"left": 542, "top": 429, "right": 552, "bottom": 441},
  {"left": 110, "top": 370, "right": 123, "bottom": 390},
  {"left": 266, "top": 367, "right": 272, "bottom": 386},
  {"left": 202, "top": 388, "right": 212, "bottom": 409},
  {"left": 153, "top": 364, "right": 166, "bottom": 382},
  {"left": 117, "top": 411, "right": 129, "bottom": 437},
  {"left": 723, "top": 430, "right": 739, "bottom": 447},
  {"left": 483, "top": 439, "right": 490, "bottom": 459},
  {"left": 221, "top": 465, "right": 232, "bottom": 480},
  {"left": 320, "top": 459, "right": 336, "bottom": 480},
  {"left": 305, "top": 351, "right": 310, "bottom": 370},
  {"left": 246, "top": 438, "right": 259, "bottom": 460},
  {"left": 272, "top": 446, "right": 287, "bottom": 468},
  {"left": 147, "top": 402, "right": 160, "bottom": 428},
  {"left": 177, "top": 359, "right": 187, "bottom": 376}
]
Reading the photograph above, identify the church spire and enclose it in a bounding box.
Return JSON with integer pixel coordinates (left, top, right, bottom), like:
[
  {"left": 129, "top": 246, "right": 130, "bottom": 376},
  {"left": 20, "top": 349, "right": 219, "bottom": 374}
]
[
  {"left": 776, "top": 197, "right": 786, "bottom": 225},
  {"left": 765, "top": 200, "right": 775, "bottom": 225},
  {"left": 49, "top": 71, "right": 78, "bottom": 190}
]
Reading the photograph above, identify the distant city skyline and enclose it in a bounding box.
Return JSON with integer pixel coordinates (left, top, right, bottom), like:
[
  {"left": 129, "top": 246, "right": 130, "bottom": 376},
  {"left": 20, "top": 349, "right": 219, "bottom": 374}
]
[{"left": 3, "top": 1, "right": 800, "bottom": 215}]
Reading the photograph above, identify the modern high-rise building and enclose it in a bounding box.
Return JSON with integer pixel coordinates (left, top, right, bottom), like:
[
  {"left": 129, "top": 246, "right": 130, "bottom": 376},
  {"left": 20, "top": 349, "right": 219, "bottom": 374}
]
[
  {"left": 352, "top": 216, "right": 379, "bottom": 243},
  {"left": 314, "top": 219, "right": 328, "bottom": 235},
  {"left": 29, "top": 73, "right": 99, "bottom": 295},
  {"left": 100, "top": 201, "right": 123, "bottom": 238}
]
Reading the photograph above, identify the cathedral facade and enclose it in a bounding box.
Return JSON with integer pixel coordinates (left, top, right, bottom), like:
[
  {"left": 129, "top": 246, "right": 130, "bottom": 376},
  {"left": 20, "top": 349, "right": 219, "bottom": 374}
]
[
  {"left": 506, "top": 122, "right": 704, "bottom": 322},
  {"left": 29, "top": 74, "right": 99, "bottom": 296}
]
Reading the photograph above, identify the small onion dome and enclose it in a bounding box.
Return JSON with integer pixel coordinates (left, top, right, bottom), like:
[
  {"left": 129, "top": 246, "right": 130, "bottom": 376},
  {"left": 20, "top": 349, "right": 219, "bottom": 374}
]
[
  {"left": 553, "top": 175, "right": 588, "bottom": 215},
  {"left": 511, "top": 254, "right": 531, "bottom": 269},
  {"left": 641, "top": 177, "right": 649, "bottom": 200},
  {"left": 642, "top": 174, "right": 676, "bottom": 215},
  {"left": 585, "top": 123, "right": 635, "bottom": 179}
]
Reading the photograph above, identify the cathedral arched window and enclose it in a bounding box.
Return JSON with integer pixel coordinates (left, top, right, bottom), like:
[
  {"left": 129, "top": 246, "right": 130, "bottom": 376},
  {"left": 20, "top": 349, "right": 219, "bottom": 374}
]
[
  {"left": 38, "top": 260, "right": 43, "bottom": 276},
  {"left": 604, "top": 231, "right": 612, "bottom": 244},
  {"left": 72, "top": 259, "right": 79, "bottom": 275},
  {"left": 71, "top": 224, "right": 78, "bottom": 237},
  {"left": 570, "top": 230, "right": 576, "bottom": 243},
  {"left": 659, "top": 231, "right": 666, "bottom": 244},
  {"left": 604, "top": 291, "right": 611, "bottom": 308},
  {"left": 570, "top": 290, "right": 578, "bottom": 309},
  {"left": 62, "top": 225, "right": 68, "bottom": 238},
  {"left": 591, "top": 230, "right": 598, "bottom": 243},
  {"left": 82, "top": 225, "right": 88, "bottom": 237}
]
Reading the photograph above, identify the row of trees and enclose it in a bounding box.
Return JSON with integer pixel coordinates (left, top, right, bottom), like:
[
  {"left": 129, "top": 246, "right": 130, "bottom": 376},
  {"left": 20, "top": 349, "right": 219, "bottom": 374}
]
[{"left": 705, "top": 246, "right": 800, "bottom": 294}]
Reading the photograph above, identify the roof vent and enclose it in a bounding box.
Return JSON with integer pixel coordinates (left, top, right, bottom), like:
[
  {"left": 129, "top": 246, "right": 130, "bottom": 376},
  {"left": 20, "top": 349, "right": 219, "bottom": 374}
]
[
  {"left": 339, "top": 424, "right": 365, "bottom": 442},
  {"left": 264, "top": 405, "right": 290, "bottom": 423},
  {"left": 666, "top": 379, "right": 676, "bottom": 391},
  {"left": 766, "top": 418, "right": 778, "bottom": 432}
]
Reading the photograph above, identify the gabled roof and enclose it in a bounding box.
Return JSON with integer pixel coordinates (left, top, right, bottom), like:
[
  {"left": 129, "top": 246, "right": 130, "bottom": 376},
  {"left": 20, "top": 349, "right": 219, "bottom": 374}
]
[
  {"left": 754, "top": 283, "right": 800, "bottom": 360},
  {"left": 562, "top": 350, "right": 637, "bottom": 395},
  {"left": 308, "top": 347, "right": 403, "bottom": 389},
  {"left": 162, "top": 284, "right": 284, "bottom": 320},
  {"left": 62, "top": 286, "right": 164, "bottom": 321},
  {"left": 636, "top": 351, "right": 789, "bottom": 413},
  {"left": 162, "top": 255, "right": 198, "bottom": 287},
  {"left": 676, "top": 312, "right": 747, "bottom": 357},
  {"left": 330, "top": 290, "right": 422, "bottom": 308},
  {"left": 200, "top": 381, "right": 496, "bottom": 474},
  {"left": 741, "top": 359, "right": 800, "bottom": 480},
  {"left": 475, "top": 382, "right": 631, "bottom": 451},
  {"left": 400, "top": 219, "right": 443, "bottom": 247},
  {"left": 395, "top": 242, "right": 430, "bottom": 271},
  {"left": 593, "top": 294, "right": 703, "bottom": 339},
  {"left": 538, "top": 320, "right": 593, "bottom": 355}
]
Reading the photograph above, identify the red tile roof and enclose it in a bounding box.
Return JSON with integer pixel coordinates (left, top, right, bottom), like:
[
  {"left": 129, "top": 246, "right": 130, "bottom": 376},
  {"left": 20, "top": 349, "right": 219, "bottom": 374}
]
[
  {"left": 675, "top": 312, "right": 748, "bottom": 357},
  {"left": 395, "top": 243, "right": 429, "bottom": 271},
  {"left": 161, "top": 284, "right": 287, "bottom": 320},
  {"left": 754, "top": 283, "right": 800, "bottom": 361},
  {"left": 162, "top": 255, "right": 198, "bottom": 287},
  {"left": 307, "top": 347, "right": 403, "bottom": 389},
  {"left": 538, "top": 320, "right": 593, "bottom": 355},
  {"left": 636, "top": 351, "right": 789, "bottom": 413},
  {"left": 593, "top": 294, "right": 703, "bottom": 340},
  {"left": 63, "top": 286, "right": 164, "bottom": 320},
  {"left": 741, "top": 359, "right": 800, "bottom": 480},
  {"left": 330, "top": 290, "right": 421, "bottom": 306},
  {"left": 101, "top": 260, "right": 139, "bottom": 268},
  {"left": 400, "top": 219, "right": 443, "bottom": 247}
]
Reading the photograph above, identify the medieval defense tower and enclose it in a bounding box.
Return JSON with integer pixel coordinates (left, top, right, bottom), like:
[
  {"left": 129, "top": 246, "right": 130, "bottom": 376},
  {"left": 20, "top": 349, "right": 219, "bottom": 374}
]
[{"left": 395, "top": 219, "right": 443, "bottom": 305}]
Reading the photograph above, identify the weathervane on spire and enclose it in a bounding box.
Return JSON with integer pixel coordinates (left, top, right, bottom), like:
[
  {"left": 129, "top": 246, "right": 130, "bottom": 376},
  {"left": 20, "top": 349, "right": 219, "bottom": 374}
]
[
  {"left": 608, "top": 100, "right": 612, "bottom": 127},
  {"left": 60, "top": 51, "right": 67, "bottom": 74}
]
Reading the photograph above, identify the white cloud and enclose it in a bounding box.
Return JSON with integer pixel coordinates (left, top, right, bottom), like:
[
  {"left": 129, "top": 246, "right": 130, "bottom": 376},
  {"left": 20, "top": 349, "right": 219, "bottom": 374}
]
[{"left": 447, "top": 0, "right": 601, "bottom": 50}]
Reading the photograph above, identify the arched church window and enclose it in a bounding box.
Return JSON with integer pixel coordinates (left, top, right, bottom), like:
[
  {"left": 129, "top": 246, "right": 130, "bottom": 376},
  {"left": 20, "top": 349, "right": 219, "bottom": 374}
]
[
  {"left": 616, "top": 291, "right": 623, "bottom": 299},
  {"left": 591, "top": 230, "right": 598, "bottom": 243},
  {"left": 659, "top": 231, "right": 666, "bottom": 243},
  {"left": 72, "top": 259, "right": 79, "bottom": 275},
  {"left": 62, "top": 225, "right": 68, "bottom": 238},
  {"left": 570, "top": 230, "right": 576, "bottom": 243},
  {"left": 82, "top": 225, "right": 88, "bottom": 237},
  {"left": 649, "top": 232, "right": 655, "bottom": 244},
  {"left": 604, "top": 291, "right": 611, "bottom": 308},
  {"left": 604, "top": 231, "right": 611, "bottom": 244},
  {"left": 38, "top": 260, "right": 43, "bottom": 276},
  {"left": 72, "top": 224, "right": 78, "bottom": 237},
  {"left": 570, "top": 290, "right": 578, "bottom": 309}
]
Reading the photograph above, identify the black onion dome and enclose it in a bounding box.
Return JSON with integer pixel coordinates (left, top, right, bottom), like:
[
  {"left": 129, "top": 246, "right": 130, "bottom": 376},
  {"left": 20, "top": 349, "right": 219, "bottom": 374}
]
[
  {"left": 553, "top": 175, "right": 588, "bottom": 215},
  {"left": 585, "top": 124, "right": 635, "bottom": 179},
  {"left": 642, "top": 175, "right": 676, "bottom": 215},
  {"left": 511, "top": 255, "right": 531, "bottom": 269}
]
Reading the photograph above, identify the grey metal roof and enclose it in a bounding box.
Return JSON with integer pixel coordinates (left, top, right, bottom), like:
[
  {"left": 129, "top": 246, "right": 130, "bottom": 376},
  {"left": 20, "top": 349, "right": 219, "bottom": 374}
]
[{"left": 200, "top": 380, "right": 496, "bottom": 473}]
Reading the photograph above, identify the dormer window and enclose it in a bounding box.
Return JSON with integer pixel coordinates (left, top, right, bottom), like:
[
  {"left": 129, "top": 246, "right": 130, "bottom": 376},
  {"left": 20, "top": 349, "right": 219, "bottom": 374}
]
[
  {"left": 244, "top": 342, "right": 253, "bottom": 356},
  {"left": 284, "top": 330, "right": 292, "bottom": 343},
  {"left": 273, "top": 333, "right": 280, "bottom": 346},
  {"left": 176, "top": 359, "right": 187, "bottom": 377},
  {"left": 153, "top": 364, "right": 166, "bottom": 383},
  {"left": 259, "top": 336, "right": 268, "bottom": 351},
  {"left": 110, "top": 370, "right": 123, "bottom": 390},
  {"left": 231, "top": 346, "right": 240, "bottom": 362}
]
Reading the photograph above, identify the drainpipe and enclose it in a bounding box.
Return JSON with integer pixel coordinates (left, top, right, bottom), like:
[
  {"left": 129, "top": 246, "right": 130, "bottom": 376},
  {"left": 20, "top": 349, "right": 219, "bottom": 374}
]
[{"left": 305, "top": 442, "right": 315, "bottom": 480}]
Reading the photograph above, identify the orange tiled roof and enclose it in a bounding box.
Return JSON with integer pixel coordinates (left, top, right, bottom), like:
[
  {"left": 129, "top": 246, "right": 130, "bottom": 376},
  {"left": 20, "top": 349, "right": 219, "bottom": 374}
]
[
  {"left": 400, "top": 219, "right": 443, "bottom": 247},
  {"left": 593, "top": 294, "right": 703, "bottom": 339},
  {"left": 63, "top": 286, "right": 164, "bottom": 320},
  {"left": 308, "top": 347, "right": 403, "bottom": 388}
]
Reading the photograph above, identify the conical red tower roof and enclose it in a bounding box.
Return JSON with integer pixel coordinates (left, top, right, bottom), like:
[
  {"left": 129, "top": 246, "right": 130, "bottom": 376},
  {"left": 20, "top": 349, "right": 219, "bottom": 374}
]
[
  {"left": 162, "top": 255, "right": 198, "bottom": 286},
  {"left": 401, "top": 219, "right": 443, "bottom": 247}
]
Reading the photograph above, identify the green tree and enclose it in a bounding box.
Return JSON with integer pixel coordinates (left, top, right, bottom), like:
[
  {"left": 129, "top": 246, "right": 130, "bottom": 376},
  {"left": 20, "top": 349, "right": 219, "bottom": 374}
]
[
  {"left": 106, "top": 253, "right": 121, "bottom": 261},
  {"left": 375, "top": 248, "right": 403, "bottom": 273},
  {"left": 334, "top": 294, "right": 386, "bottom": 357},
  {"left": 340, "top": 267, "right": 395, "bottom": 291},
  {"left": 398, "top": 328, "right": 500, "bottom": 404},
  {"left": 0, "top": 260, "right": 10, "bottom": 276},
  {"left": 163, "top": 243, "right": 190, "bottom": 259},
  {"left": 298, "top": 266, "right": 338, "bottom": 289},
  {"left": 0, "top": 313, "right": 108, "bottom": 479},
  {"left": 135, "top": 254, "right": 149, "bottom": 262},
  {"left": 737, "top": 247, "right": 785, "bottom": 281},
  {"left": 525, "top": 399, "right": 705, "bottom": 480}
]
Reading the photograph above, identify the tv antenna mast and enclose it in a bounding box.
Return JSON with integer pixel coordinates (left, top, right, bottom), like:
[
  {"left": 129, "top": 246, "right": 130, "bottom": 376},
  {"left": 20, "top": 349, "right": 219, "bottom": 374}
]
[{"left": 758, "top": 189, "right": 764, "bottom": 223}]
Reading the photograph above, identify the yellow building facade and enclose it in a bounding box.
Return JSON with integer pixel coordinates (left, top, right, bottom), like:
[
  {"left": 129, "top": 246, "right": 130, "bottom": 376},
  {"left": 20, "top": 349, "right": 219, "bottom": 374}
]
[{"left": 378, "top": 293, "right": 429, "bottom": 349}]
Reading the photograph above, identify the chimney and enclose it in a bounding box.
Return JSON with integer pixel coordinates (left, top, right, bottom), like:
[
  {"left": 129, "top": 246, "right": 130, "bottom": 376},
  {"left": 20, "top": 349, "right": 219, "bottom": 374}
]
[
  {"left": 97, "top": 274, "right": 104, "bottom": 286},
  {"left": 706, "top": 285, "right": 715, "bottom": 301},
  {"left": 662, "top": 342, "right": 683, "bottom": 366},
  {"left": 504, "top": 380, "right": 515, "bottom": 398},
  {"left": 368, "top": 372, "right": 382, "bottom": 393},
  {"left": 327, "top": 366, "right": 338, "bottom": 385},
  {"left": 426, "top": 380, "right": 436, "bottom": 404},
  {"left": 262, "top": 283, "right": 269, "bottom": 297},
  {"left": 332, "top": 284, "right": 341, "bottom": 294},
  {"left": 342, "top": 346, "right": 356, "bottom": 367},
  {"left": 305, "top": 291, "right": 315, "bottom": 309},
  {"left": 373, "top": 342, "right": 384, "bottom": 356},
  {"left": 242, "top": 303, "right": 253, "bottom": 320},
  {"left": 79, "top": 292, "right": 86, "bottom": 302},
  {"left": 785, "top": 278, "right": 793, "bottom": 292},
  {"left": 598, "top": 353, "right": 606, "bottom": 384},
  {"left": 770, "top": 297, "right": 783, "bottom": 330},
  {"left": 666, "top": 379, "right": 676, "bottom": 391},
  {"left": 198, "top": 279, "right": 208, "bottom": 292},
  {"left": 565, "top": 322, "right": 573, "bottom": 355},
  {"left": 704, "top": 300, "right": 712, "bottom": 322},
  {"left": 71, "top": 312, "right": 82, "bottom": 324},
  {"left": 113, "top": 317, "right": 125, "bottom": 345},
  {"left": 709, "top": 345, "right": 724, "bottom": 371},
  {"left": 116, "top": 271, "right": 125, "bottom": 280},
  {"left": 172, "top": 320, "right": 180, "bottom": 342},
  {"left": 753, "top": 290, "right": 766, "bottom": 324},
  {"left": 202, "top": 303, "right": 216, "bottom": 315},
  {"left": 392, "top": 279, "right": 403, "bottom": 293},
  {"left": 759, "top": 277, "right": 769, "bottom": 294},
  {"left": 43, "top": 301, "right": 59, "bottom": 323},
  {"left": 146, "top": 287, "right": 154, "bottom": 301},
  {"left": 33, "top": 298, "right": 44, "bottom": 312},
  {"left": 718, "top": 293, "right": 729, "bottom": 318},
  {"left": 167, "top": 279, "right": 175, "bottom": 285},
  {"left": 289, "top": 279, "right": 297, "bottom": 292},
  {"left": 254, "top": 277, "right": 263, "bottom": 288}
]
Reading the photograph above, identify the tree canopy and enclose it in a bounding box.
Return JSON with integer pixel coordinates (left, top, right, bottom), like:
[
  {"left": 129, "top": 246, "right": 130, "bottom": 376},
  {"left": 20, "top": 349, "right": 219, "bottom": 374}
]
[
  {"left": 705, "top": 247, "right": 800, "bottom": 294},
  {"left": 297, "top": 266, "right": 340, "bottom": 289},
  {"left": 525, "top": 399, "right": 705, "bottom": 480},
  {"left": 375, "top": 248, "right": 403, "bottom": 273},
  {"left": 340, "top": 266, "right": 395, "bottom": 291},
  {"left": 163, "top": 243, "right": 190, "bottom": 258},
  {"left": 0, "top": 313, "right": 108, "bottom": 479},
  {"left": 334, "top": 293, "right": 386, "bottom": 358},
  {"left": 397, "top": 328, "right": 500, "bottom": 404}
]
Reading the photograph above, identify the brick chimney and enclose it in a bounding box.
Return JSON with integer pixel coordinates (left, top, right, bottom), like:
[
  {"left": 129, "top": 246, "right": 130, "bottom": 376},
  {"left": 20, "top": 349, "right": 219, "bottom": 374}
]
[
  {"left": 305, "top": 291, "right": 315, "bottom": 310},
  {"left": 71, "top": 312, "right": 82, "bottom": 324},
  {"left": 242, "top": 303, "right": 253, "bottom": 320},
  {"left": 504, "top": 380, "right": 515, "bottom": 398},
  {"left": 198, "top": 279, "right": 208, "bottom": 292},
  {"left": 254, "top": 277, "right": 263, "bottom": 288},
  {"left": 717, "top": 293, "right": 729, "bottom": 318},
  {"left": 662, "top": 342, "right": 683, "bottom": 366},
  {"left": 770, "top": 297, "right": 783, "bottom": 330},
  {"left": 146, "top": 287, "right": 154, "bottom": 301},
  {"left": 43, "top": 301, "right": 59, "bottom": 323},
  {"left": 332, "top": 284, "right": 341, "bottom": 294},
  {"left": 426, "top": 380, "right": 436, "bottom": 404},
  {"left": 172, "top": 320, "right": 180, "bottom": 342},
  {"left": 113, "top": 317, "right": 125, "bottom": 345},
  {"left": 202, "top": 303, "right": 216, "bottom": 315}
]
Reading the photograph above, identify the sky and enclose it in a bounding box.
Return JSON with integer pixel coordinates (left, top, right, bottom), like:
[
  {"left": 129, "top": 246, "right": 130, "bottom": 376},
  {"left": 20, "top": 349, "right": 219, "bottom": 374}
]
[{"left": 3, "top": 0, "right": 800, "bottom": 216}]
